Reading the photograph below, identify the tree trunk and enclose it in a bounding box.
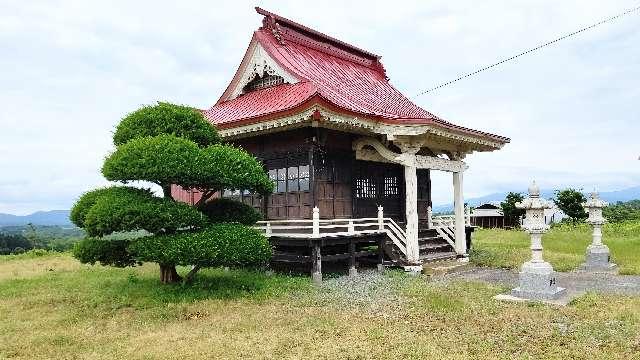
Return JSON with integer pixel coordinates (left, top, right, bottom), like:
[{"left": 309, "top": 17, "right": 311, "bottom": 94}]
[
  {"left": 159, "top": 264, "right": 182, "bottom": 284},
  {"left": 194, "top": 189, "right": 216, "bottom": 210},
  {"left": 183, "top": 265, "right": 201, "bottom": 284},
  {"left": 162, "top": 185, "right": 173, "bottom": 200}
]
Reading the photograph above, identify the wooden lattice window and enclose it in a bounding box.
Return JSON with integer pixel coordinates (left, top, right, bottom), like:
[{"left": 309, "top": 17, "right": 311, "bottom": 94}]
[
  {"left": 383, "top": 176, "right": 399, "bottom": 196},
  {"left": 243, "top": 74, "right": 285, "bottom": 92},
  {"left": 355, "top": 178, "right": 377, "bottom": 198}
]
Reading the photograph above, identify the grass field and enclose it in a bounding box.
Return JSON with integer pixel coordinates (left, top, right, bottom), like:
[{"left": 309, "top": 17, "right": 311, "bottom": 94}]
[
  {"left": 471, "top": 221, "right": 640, "bottom": 274},
  {"left": 2, "top": 249, "right": 640, "bottom": 359}
]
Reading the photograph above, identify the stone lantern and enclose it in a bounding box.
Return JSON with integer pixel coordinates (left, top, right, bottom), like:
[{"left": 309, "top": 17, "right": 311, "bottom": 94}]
[
  {"left": 511, "top": 181, "right": 566, "bottom": 300},
  {"left": 581, "top": 191, "right": 617, "bottom": 271}
]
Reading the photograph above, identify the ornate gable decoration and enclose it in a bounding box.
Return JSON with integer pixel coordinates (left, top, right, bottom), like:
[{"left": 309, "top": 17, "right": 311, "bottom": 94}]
[{"left": 227, "top": 42, "right": 298, "bottom": 100}]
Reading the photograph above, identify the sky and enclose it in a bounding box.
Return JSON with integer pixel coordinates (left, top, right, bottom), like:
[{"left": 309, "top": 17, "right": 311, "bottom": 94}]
[{"left": 0, "top": 0, "right": 639, "bottom": 215}]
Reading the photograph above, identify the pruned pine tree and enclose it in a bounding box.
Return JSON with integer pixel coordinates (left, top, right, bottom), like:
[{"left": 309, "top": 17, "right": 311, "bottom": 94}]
[{"left": 71, "top": 102, "right": 273, "bottom": 284}]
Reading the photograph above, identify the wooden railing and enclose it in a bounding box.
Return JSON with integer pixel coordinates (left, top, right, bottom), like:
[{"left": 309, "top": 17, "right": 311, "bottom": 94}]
[
  {"left": 432, "top": 215, "right": 456, "bottom": 248},
  {"left": 254, "top": 206, "right": 408, "bottom": 257}
]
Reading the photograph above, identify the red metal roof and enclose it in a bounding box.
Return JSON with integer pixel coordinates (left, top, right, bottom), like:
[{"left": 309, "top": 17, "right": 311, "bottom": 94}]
[
  {"left": 203, "top": 8, "right": 509, "bottom": 143},
  {"left": 203, "top": 82, "right": 318, "bottom": 125}
]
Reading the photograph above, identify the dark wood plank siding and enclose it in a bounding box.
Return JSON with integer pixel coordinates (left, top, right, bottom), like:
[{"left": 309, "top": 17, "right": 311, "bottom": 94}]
[
  {"left": 352, "top": 160, "right": 404, "bottom": 221},
  {"left": 227, "top": 127, "right": 431, "bottom": 222},
  {"left": 314, "top": 150, "right": 353, "bottom": 219}
]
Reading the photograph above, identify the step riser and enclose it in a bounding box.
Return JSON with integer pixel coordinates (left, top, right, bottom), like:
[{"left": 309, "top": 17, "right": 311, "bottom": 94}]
[{"left": 383, "top": 233, "right": 456, "bottom": 266}]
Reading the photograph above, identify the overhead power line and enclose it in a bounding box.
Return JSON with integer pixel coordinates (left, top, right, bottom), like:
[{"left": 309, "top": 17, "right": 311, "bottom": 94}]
[{"left": 413, "top": 5, "right": 640, "bottom": 97}]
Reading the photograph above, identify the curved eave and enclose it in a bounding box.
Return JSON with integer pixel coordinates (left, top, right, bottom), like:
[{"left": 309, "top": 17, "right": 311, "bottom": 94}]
[{"left": 208, "top": 95, "right": 509, "bottom": 151}]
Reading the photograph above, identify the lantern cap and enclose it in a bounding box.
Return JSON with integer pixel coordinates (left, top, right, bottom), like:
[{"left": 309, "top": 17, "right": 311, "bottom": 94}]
[
  {"left": 528, "top": 181, "right": 540, "bottom": 198},
  {"left": 583, "top": 190, "right": 608, "bottom": 209}
]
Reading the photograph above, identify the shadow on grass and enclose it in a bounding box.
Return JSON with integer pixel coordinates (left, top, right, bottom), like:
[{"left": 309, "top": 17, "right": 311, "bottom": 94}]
[
  {"left": 105, "top": 266, "right": 313, "bottom": 306},
  {"left": 0, "top": 263, "right": 313, "bottom": 315}
]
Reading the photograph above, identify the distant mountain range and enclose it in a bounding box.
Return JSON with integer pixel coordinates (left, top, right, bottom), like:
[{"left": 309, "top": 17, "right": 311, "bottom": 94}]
[
  {"left": 1, "top": 186, "right": 638, "bottom": 225},
  {"left": 0, "top": 210, "right": 72, "bottom": 226},
  {"left": 432, "top": 186, "right": 640, "bottom": 213}
]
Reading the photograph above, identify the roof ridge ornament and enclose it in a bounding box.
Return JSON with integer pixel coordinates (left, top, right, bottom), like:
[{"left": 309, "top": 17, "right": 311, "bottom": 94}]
[{"left": 262, "top": 15, "right": 285, "bottom": 45}]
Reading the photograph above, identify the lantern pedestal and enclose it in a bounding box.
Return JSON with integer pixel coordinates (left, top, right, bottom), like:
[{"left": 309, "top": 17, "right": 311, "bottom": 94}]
[
  {"left": 580, "top": 192, "right": 617, "bottom": 273},
  {"left": 511, "top": 260, "right": 566, "bottom": 300},
  {"left": 498, "top": 181, "right": 569, "bottom": 303},
  {"left": 580, "top": 244, "right": 617, "bottom": 272}
]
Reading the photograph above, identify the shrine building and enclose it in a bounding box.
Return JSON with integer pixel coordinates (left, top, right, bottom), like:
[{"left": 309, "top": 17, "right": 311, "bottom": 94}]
[{"left": 175, "top": 8, "right": 510, "bottom": 274}]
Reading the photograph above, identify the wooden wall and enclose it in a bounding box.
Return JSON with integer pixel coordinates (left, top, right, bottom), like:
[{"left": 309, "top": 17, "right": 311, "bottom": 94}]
[{"left": 226, "top": 128, "right": 431, "bottom": 223}]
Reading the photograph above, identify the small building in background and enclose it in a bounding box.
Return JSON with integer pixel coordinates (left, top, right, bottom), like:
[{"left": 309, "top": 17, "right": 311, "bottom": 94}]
[{"left": 471, "top": 202, "right": 509, "bottom": 228}]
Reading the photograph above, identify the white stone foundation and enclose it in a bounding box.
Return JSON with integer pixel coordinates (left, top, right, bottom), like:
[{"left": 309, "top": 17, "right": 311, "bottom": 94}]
[
  {"left": 580, "top": 244, "right": 618, "bottom": 272},
  {"left": 511, "top": 260, "right": 566, "bottom": 300}
]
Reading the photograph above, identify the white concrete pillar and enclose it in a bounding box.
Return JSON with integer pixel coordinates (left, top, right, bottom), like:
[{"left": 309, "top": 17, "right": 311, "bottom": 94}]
[
  {"left": 312, "top": 207, "right": 320, "bottom": 238},
  {"left": 404, "top": 164, "right": 420, "bottom": 263},
  {"left": 266, "top": 222, "right": 272, "bottom": 237},
  {"left": 453, "top": 171, "right": 467, "bottom": 255}
]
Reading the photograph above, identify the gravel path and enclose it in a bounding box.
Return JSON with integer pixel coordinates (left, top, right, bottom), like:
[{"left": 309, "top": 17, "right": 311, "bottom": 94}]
[{"left": 444, "top": 267, "right": 640, "bottom": 296}]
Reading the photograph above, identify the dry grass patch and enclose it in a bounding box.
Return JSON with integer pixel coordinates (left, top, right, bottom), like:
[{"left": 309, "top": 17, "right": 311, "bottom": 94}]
[
  {"left": 0, "top": 251, "right": 82, "bottom": 281},
  {"left": 2, "top": 253, "right": 640, "bottom": 359}
]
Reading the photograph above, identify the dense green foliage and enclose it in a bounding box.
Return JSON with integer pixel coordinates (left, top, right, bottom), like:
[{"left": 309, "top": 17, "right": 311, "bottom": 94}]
[
  {"left": 197, "top": 144, "right": 274, "bottom": 195},
  {"left": 201, "top": 199, "right": 263, "bottom": 225},
  {"left": 0, "top": 233, "right": 31, "bottom": 255},
  {"left": 102, "top": 136, "right": 272, "bottom": 194},
  {"left": 130, "top": 224, "right": 271, "bottom": 269},
  {"left": 603, "top": 200, "right": 640, "bottom": 223},
  {"left": 113, "top": 102, "right": 220, "bottom": 147},
  {"left": 73, "top": 238, "right": 137, "bottom": 267},
  {"left": 70, "top": 186, "right": 153, "bottom": 228},
  {"left": 500, "top": 192, "right": 525, "bottom": 223},
  {"left": 102, "top": 135, "right": 201, "bottom": 187},
  {"left": 553, "top": 188, "right": 588, "bottom": 224},
  {"left": 83, "top": 188, "right": 205, "bottom": 237},
  {"left": 0, "top": 225, "right": 84, "bottom": 254}
]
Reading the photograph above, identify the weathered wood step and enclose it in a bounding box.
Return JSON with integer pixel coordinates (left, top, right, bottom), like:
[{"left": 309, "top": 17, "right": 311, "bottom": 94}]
[
  {"left": 419, "top": 242, "right": 452, "bottom": 251},
  {"left": 419, "top": 251, "right": 457, "bottom": 262},
  {"left": 418, "top": 237, "right": 447, "bottom": 246}
]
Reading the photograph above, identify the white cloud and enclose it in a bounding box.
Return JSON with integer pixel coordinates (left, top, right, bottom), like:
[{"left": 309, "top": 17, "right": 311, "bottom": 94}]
[{"left": 0, "top": 0, "right": 638, "bottom": 214}]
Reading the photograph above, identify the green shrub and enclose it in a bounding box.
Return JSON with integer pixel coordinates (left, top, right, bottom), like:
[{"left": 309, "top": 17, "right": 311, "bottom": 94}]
[
  {"left": 201, "top": 198, "right": 262, "bottom": 225},
  {"left": 113, "top": 102, "right": 220, "bottom": 147},
  {"left": 130, "top": 223, "right": 272, "bottom": 268},
  {"left": 83, "top": 188, "right": 206, "bottom": 237},
  {"left": 73, "top": 238, "right": 138, "bottom": 267},
  {"left": 70, "top": 186, "right": 154, "bottom": 228},
  {"left": 197, "top": 145, "right": 274, "bottom": 195},
  {"left": 102, "top": 135, "right": 202, "bottom": 186},
  {"left": 102, "top": 136, "right": 273, "bottom": 195}
]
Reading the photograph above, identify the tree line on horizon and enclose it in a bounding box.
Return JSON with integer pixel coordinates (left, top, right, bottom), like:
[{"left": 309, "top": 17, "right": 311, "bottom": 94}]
[{"left": 500, "top": 190, "right": 640, "bottom": 226}]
